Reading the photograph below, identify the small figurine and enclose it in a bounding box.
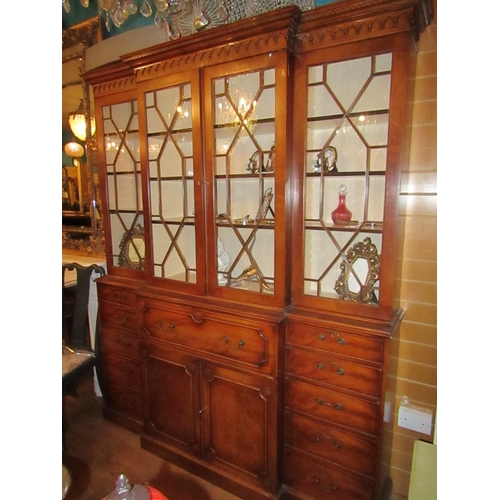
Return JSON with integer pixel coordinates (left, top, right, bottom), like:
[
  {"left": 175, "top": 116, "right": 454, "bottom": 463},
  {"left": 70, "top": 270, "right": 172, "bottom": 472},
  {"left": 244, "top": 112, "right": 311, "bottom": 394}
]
[{"left": 217, "top": 238, "right": 232, "bottom": 285}]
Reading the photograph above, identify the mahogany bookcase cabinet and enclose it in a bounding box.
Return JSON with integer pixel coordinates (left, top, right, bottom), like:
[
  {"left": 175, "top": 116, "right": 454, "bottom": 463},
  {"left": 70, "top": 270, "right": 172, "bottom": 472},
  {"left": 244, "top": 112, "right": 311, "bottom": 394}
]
[{"left": 85, "top": 1, "right": 433, "bottom": 499}]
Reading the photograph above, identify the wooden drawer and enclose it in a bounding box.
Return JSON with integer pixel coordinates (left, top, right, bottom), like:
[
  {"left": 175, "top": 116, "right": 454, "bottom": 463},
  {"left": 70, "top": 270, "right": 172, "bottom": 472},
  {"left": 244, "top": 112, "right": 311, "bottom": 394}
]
[
  {"left": 285, "top": 412, "right": 377, "bottom": 477},
  {"left": 142, "top": 305, "right": 271, "bottom": 371},
  {"left": 285, "top": 379, "right": 379, "bottom": 436},
  {"left": 105, "top": 379, "right": 143, "bottom": 420},
  {"left": 284, "top": 448, "right": 374, "bottom": 500},
  {"left": 101, "top": 325, "right": 140, "bottom": 357},
  {"left": 287, "top": 322, "right": 384, "bottom": 364},
  {"left": 100, "top": 303, "right": 138, "bottom": 332},
  {"left": 286, "top": 347, "right": 381, "bottom": 397},
  {"left": 98, "top": 284, "right": 137, "bottom": 308},
  {"left": 102, "top": 350, "right": 141, "bottom": 389}
]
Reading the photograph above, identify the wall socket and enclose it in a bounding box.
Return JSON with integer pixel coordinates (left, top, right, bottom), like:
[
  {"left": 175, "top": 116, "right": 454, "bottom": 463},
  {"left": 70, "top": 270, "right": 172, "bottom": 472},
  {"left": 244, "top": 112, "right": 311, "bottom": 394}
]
[{"left": 398, "top": 405, "right": 433, "bottom": 435}]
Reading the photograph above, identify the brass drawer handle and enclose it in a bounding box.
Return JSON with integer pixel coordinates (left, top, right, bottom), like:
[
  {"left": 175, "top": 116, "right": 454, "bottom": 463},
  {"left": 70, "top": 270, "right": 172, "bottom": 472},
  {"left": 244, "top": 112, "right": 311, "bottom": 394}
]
[
  {"left": 118, "top": 364, "right": 132, "bottom": 375},
  {"left": 223, "top": 336, "right": 245, "bottom": 350},
  {"left": 317, "top": 361, "right": 344, "bottom": 376},
  {"left": 112, "top": 291, "right": 128, "bottom": 302},
  {"left": 318, "top": 331, "right": 345, "bottom": 345},
  {"left": 117, "top": 336, "right": 131, "bottom": 347},
  {"left": 114, "top": 314, "right": 129, "bottom": 325},
  {"left": 313, "top": 475, "right": 338, "bottom": 493},
  {"left": 316, "top": 398, "right": 343, "bottom": 411},
  {"left": 157, "top": 320, "right": 175, "bottom": 331},
  {"left": 314, "top": 433, "right": 341, "bottom": 449}
]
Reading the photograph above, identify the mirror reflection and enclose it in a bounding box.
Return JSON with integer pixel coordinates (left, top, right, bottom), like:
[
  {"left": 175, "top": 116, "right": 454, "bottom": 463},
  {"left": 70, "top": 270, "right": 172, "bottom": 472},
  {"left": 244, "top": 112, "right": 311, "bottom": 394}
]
[{"left": 62, "top": 17, "right": 104, "bottom": 255}]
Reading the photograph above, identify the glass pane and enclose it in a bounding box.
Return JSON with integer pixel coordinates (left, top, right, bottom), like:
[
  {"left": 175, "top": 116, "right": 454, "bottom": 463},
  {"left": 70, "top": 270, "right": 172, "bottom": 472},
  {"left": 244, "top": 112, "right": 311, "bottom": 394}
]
[
  {"left": 303, "top": 53, "right": 392, "bottom": 303},
  {"left": 102, "top": 99, "right": 144, "bottom": 270},
  {"left": 145, "top": 82, "right": 196, "bottom": 283},
  {"left": 212, "top": 68, "right": 276, "bottom": 294}
]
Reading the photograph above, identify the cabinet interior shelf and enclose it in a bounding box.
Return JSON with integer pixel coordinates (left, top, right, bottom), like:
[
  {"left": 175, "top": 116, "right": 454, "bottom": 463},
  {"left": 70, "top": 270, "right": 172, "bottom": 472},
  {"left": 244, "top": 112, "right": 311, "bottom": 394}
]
[
  {"left": 304, "top": 220, "right": 383, "bottom": 233},
  {"left": 307, "top": 108, "right": 389, "bottom": 125},
  {"left": 214, "top": 173, "right": 275, "bottom": 179},
  {"left": 151, "top": 217, "right": 195, "bottom": 225},
  {"left": 305, "top": 170, "right": 386, "bottom": 177}
]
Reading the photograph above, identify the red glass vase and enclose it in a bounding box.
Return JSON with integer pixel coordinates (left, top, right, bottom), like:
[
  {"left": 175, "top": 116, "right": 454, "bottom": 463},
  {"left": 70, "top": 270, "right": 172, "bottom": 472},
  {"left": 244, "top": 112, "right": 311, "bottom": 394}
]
[{"left": 331, "top": 185, "right": 352, "bottom": 224}]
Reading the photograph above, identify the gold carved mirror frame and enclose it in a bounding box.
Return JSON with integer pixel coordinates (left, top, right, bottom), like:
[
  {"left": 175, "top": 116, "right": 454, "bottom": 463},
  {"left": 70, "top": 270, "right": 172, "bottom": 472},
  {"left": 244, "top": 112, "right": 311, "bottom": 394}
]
[
  {"left": 118, "top": 224, "right": 146, "bottom": 270},
  {"left": 334, "top": 237, "right": 380, "bottom": 304},
  {"left": 62, "top": 17, "right": 104, "bottom": 256}
]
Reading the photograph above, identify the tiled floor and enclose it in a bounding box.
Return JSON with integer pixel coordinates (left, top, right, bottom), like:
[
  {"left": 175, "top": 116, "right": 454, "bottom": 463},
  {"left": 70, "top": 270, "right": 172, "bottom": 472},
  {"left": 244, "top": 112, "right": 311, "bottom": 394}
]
[{"left": 62, "top": 373, "right": 243, "bottom": 500}]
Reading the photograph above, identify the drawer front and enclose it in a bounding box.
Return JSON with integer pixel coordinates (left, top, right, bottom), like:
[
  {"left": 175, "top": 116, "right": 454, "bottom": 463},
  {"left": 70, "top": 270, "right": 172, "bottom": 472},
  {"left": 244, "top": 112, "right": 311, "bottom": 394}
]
[
  {"left": 101, "top": 325, "right": 140, "bottom": 357},
  {"left": 287, "top": 322, "right": 383, "bottom": 363},
  {"left": 98, "top": 284, "right": 137, "bottom": 308},
  {"left": 100, "top": 303, "right": 138, "bottom": 332},
  {"left": 105, "top": 379, "right": 143, "bottom": 420},
  {"left": 286, "top": 347, "right": 381, "bottom": 397},
  {"left": 285, "top": 412, "right": 377, "bottom": 477},
  {"left": 285, "top": 379, "right": 379, "bottom": 436},
  {"left": 102, "top": 351, "right": 141, "bottom": 389},
  {"left": 142, "top": 305, "right": 271, "bottom": 370},
  {"left": 285, "top": 448, "right": 374, "bottom": 500}
]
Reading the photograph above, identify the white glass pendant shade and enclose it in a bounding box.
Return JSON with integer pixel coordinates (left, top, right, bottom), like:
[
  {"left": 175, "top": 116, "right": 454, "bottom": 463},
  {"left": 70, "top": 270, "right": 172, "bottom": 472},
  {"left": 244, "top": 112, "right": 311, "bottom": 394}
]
[
  {"left": 68, "top": 100, "right": 96, "bottom": 141},
  {"left": 64, "top": 141, "right": 85, "bottom": 158}
]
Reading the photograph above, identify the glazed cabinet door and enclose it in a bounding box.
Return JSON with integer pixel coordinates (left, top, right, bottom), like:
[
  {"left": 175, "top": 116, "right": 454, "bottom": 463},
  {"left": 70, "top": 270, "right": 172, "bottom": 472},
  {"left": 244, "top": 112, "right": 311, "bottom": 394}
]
[
  {"left": 292, "top": 36, "right": 414, "bottom": 321},
  {"left": 138, "top": 70, "right": 205, "bottom": 294},
  {"left": 203, "top": 51, "right": 291, "bottom": 308},
  {"left": 95, "top": 89, "right": 146, "bottom": 278},
  {"left": 200, "top": 361, "right": 279, "bottom": 493}
]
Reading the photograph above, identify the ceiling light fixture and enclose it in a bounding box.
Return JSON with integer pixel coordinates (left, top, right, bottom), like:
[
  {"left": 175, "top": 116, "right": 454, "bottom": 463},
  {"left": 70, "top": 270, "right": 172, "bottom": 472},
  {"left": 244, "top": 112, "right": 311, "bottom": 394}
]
[{"left": 69, "top": 100, "right": 96, "bottom": 142}]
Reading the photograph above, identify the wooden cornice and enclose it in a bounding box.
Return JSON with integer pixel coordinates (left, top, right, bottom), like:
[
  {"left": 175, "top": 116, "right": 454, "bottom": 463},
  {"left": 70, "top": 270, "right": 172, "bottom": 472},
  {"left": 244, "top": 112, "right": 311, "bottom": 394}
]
[
  {"left": 120, "top": 5, "right": 301, "bottom": 72},
  {"left": 296, "top": 0, "right": 433, "bottom": 50},
  {"left": 82, "top": 0, "right": 433, "bottom": 91}
]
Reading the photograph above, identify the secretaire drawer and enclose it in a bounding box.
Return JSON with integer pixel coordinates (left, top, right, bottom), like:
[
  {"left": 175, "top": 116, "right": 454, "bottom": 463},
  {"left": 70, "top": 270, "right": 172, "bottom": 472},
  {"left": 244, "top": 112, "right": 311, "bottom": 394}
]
[
  {"left": 285, "top": 379, "right": 379, "bottom": 436},
  {"left": 98, "top": 284, "right": 137, "bottom": 308},
  {"left": 286, "top": 348, "right": 381, "bottom": 397},
  {"left": 100, "top": 303, "right": 138, "bottom": 331},
  {"left": 102, "top": 350, "right": 141, "bottom": 389},
  {"left": 101, "top": 325, "right": 140, "bottom": 356},
  {"left": 142, "top": 305, "right": 272, "bottom": 370},
  {"left": 284, "top": 448, "right": 374, "bottom": 500},
  {"left": 285, "top": 412, "right": 377, "bottom": 477},
  {"left": 287, "top": 322, "right": 383, "bottom": 364}
]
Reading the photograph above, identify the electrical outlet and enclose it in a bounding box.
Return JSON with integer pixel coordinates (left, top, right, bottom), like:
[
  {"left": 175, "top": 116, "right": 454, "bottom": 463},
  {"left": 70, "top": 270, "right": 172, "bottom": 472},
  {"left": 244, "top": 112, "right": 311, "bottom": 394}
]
[{"left": 398, "top": 406, "right": 433, "bottom": 435}]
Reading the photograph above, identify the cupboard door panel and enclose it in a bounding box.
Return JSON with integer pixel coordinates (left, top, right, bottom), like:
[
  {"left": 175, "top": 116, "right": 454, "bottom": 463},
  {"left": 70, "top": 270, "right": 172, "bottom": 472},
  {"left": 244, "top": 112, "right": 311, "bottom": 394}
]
[
  {"left": 142, "top": 344, "right": 202, "bottom": 457},
  {"left": 200, "top": 362, "right": 278, "bottom": 492}
]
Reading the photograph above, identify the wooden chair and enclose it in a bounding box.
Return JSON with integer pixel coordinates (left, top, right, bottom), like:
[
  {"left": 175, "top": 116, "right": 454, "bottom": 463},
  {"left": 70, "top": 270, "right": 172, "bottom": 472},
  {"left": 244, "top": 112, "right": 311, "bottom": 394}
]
[{"left": 62, "top": 262, "right": 106, "bottom": 397}]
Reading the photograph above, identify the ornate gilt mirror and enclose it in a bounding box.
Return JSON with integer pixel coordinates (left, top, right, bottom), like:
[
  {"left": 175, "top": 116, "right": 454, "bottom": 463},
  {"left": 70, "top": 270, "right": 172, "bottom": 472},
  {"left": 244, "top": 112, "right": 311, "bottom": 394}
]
[
  {"left": 334, "top": 237, "right": 380, "bottom": 304},
  {"left": 62, "top": 17, "right": 104, "bottom": 255}
]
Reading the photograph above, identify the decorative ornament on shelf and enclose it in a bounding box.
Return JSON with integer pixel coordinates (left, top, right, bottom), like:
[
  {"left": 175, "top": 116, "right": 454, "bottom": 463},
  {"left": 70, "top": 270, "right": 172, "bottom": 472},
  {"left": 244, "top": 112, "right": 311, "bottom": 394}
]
[{"left": 331, "top": 184, "right": 352, "bottom": 224}]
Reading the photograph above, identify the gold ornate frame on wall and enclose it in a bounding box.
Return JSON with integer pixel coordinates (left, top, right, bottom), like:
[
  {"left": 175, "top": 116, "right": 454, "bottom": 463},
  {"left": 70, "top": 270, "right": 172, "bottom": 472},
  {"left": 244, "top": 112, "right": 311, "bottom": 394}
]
[
  {"left": 334, "top": 237, "right": 380, "bottom": 304},
  {"left": 62, "top": 17, "right": 105, "bottom": 256}
]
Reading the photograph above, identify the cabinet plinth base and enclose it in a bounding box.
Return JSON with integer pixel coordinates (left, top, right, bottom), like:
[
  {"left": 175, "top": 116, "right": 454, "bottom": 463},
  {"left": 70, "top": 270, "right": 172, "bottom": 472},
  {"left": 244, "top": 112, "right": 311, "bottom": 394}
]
[{"left": 141, "top": 433, "right": 282, "bottom": 500}]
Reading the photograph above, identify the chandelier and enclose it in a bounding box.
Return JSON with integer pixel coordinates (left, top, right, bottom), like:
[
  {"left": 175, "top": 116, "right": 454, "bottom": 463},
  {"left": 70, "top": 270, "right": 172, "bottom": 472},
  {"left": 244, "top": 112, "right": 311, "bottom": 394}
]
[
  {"left": 69, "top": 100, "right": 97, "bottom": 141},
  {"left": 63, "top": 0, "right": 315, "bottom": 36}
]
